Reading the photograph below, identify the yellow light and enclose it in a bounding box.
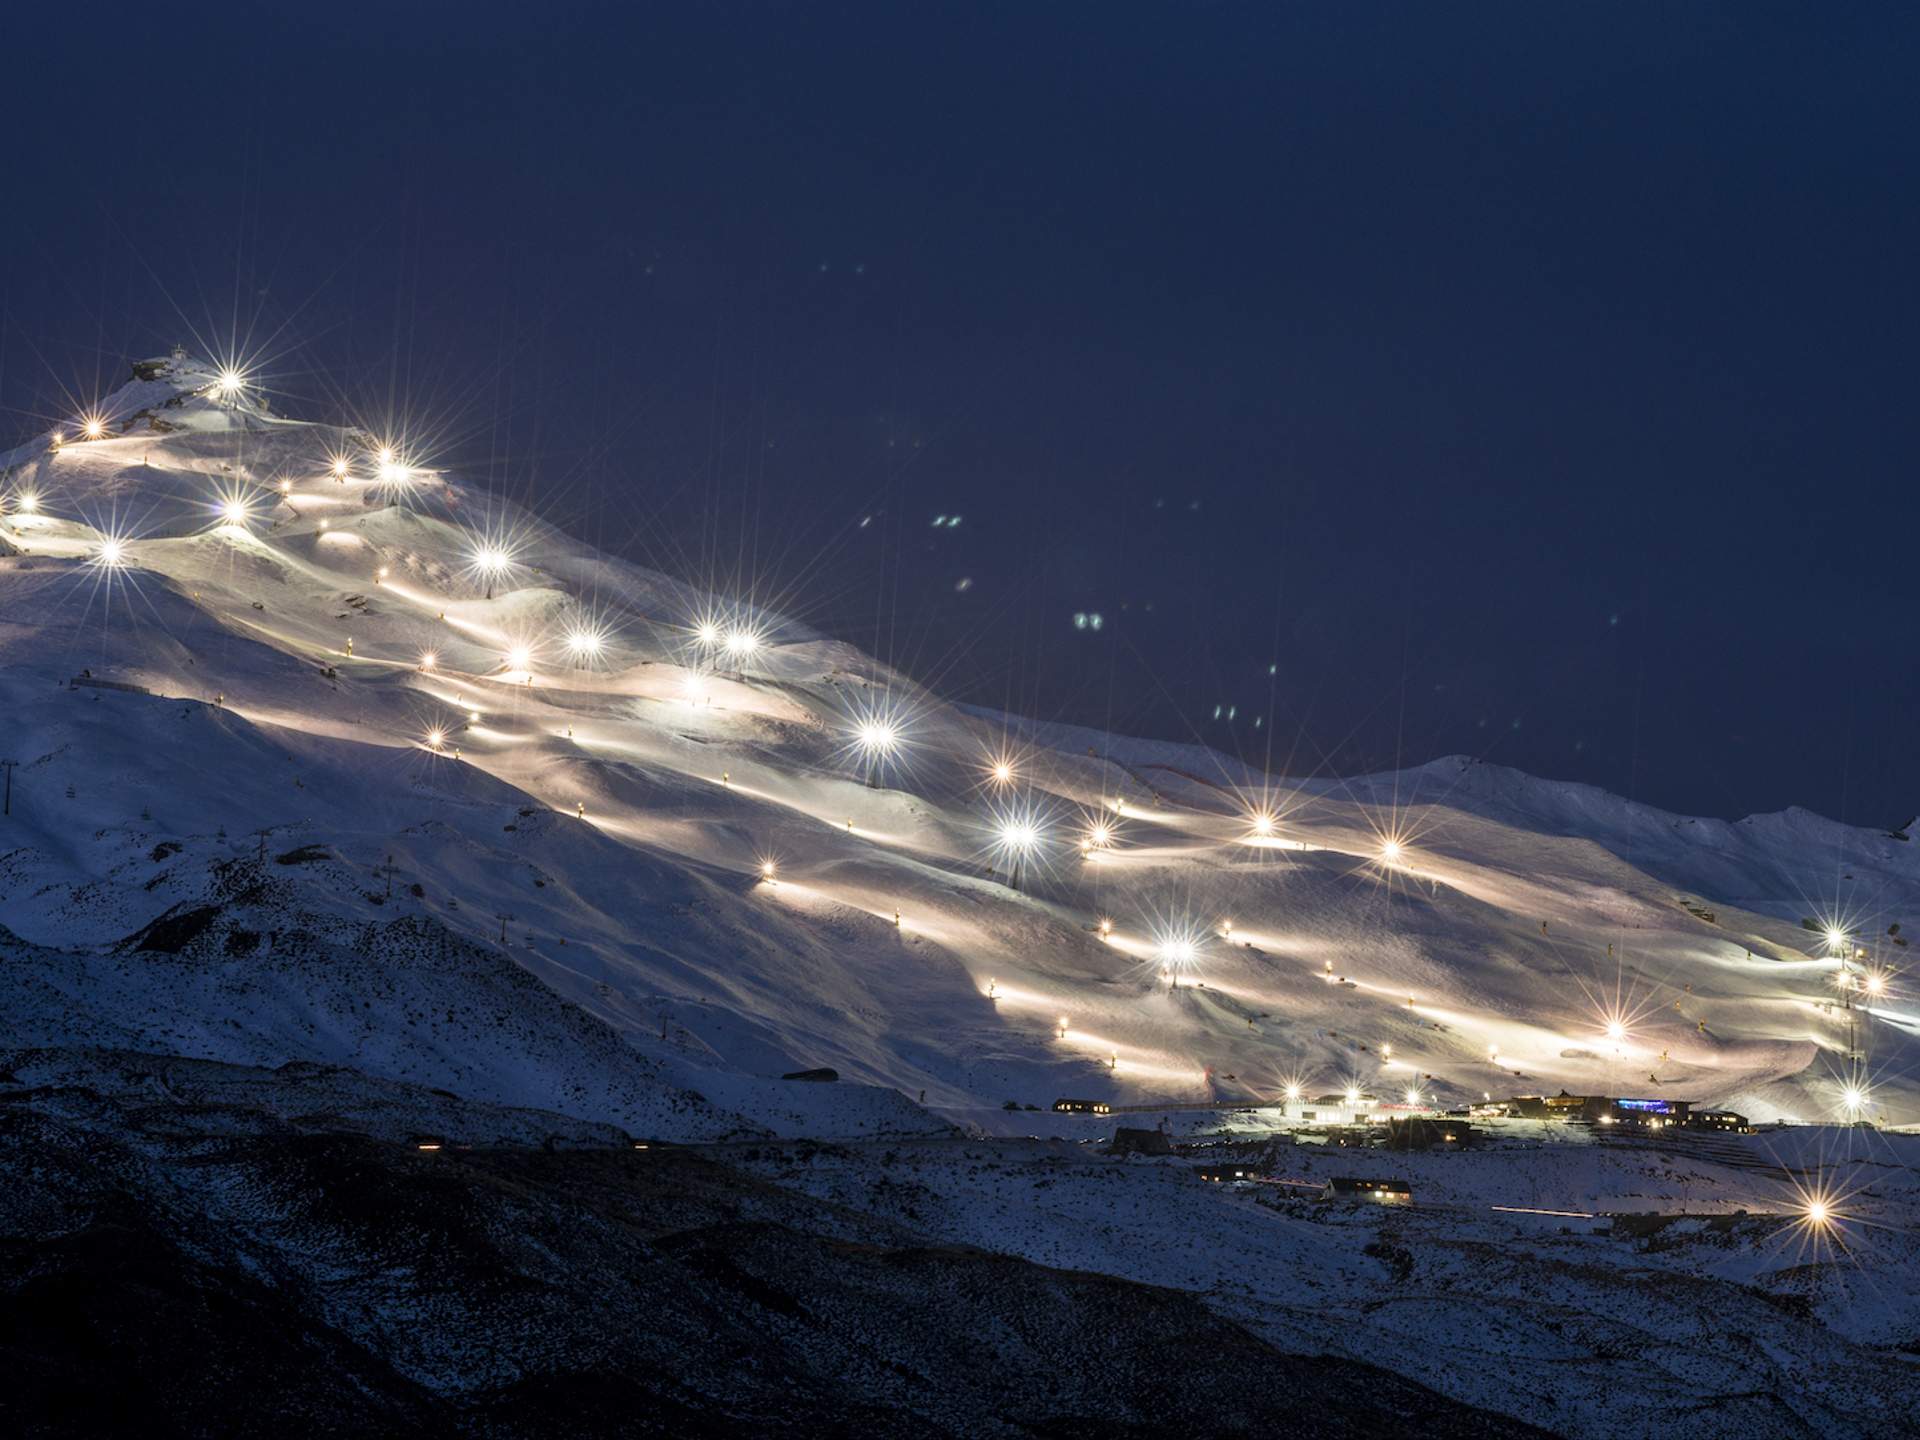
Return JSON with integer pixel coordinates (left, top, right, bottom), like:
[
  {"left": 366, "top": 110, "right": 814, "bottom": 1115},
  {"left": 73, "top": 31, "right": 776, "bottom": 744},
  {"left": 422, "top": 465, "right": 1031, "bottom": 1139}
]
[
  {"left": 467, "top": 710, "right": 481, "bottom": 723},
  {"left": 760, "top": 860, "right": 777, "bottom": 880},
  {"left": 1086, "top": 821, "right": 1113, "bottom": 850},
  {"left": 16, "top": 492, "right": 38, "bottom": 514},
  {"left": 216, "top": 368, "right": 244, "bottom": 397},
  {"left": 1250, "top": 809, "right": 1276, "bottom": 837},
  {"left": 565, "top": 627, "right": 604, "bottom": 659},
  {"left": 1605, "top": 1020, "right": 1626, "bottom": 1044},
  {"left": 724, "top": 628, "right": 762, "bottom": 658},
  {"left": 1865, "top": 973, "right": 1886, "bottom": 997},
  {"left": 1344, "top": 1087, "right": 1361, "bottom": 1106},
  {"left": 279, "top": 479, "right": 292, "bottom": 494},
  {"left": 82, "top": 417, "right": 105, "bottom": 440},
  {"left": 96, "top": 538, "right": 126, "bottom": 567},
  {"left": 331, "top": 457, "right": 349, "bottom": 478},
  {"left": 1098, "top": 917, "right": 1113, "bottom": 937},
  {"left": 220, "top": 497, "right": 250, "bottom": 525},
  {"left": 1405, "top": 1088, "right": 1421, "bottom": 1106},
  {"left": 506, "top": 645, "right": 532, "bottom": 671},
  {"left": 694, "top": 621, "right": 721, "bottom": 647},
  {"left": 991, "top": 760, "right": 1014, "bottom": 785},
  {"left": 418, "top": 651, "right": 437, "bottom": 671},
  {"left": 1805, "top": 1199, "right": 1830, "bottom": 1227},
  {"left": 1825, "top": 926, "right": 1848, "bottom": 954},
  {"left": 425, "top": 727, "right": 445, "bottom": 750},
  {"left": 1379, "top": 840, "right": 1403, "bottom": 863},
  {"left": 1284, "top": 1084, "right": 1302, "bottom": 1101},
  {"left": 377, "top": 446, "right": 395, "bottom": 466}
]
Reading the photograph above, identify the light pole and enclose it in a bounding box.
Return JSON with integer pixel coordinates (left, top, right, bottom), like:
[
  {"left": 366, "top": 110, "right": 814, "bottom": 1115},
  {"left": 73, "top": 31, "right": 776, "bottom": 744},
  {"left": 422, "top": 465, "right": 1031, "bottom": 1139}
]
[
  {"left": 856, "top": 719, "right": 898, "bottom": 787},
  {"left": 1000, "top": 819, "right": 1039, "bottom": 892},
  {"left": 1826, "top": 927, "right": 1866, "bottom": 1088},
  {"left": 565, "top": 626, "right": 603, "bottom": 665},
  {"left": 723, "top": 628, "right": 761, "bottom": 678}
]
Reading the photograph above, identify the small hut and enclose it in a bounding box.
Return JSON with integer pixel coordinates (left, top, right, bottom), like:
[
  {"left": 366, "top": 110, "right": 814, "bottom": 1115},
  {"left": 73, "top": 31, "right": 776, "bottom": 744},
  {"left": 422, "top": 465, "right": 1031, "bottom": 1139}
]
[{"left": 1321, "top": 1177, "right": 1413, "bottom": 1206}]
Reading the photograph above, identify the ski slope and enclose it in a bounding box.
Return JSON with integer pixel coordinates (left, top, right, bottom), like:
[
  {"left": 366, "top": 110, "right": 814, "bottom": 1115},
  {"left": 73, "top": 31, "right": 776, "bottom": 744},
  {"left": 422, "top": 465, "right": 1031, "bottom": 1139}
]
[{"left": 2, "top": 353, "right": 1916, "bottom": 1133}]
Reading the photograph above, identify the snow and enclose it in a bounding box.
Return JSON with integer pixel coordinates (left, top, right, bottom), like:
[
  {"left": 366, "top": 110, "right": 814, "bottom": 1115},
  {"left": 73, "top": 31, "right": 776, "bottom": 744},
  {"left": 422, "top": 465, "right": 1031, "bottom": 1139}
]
[
  {"left": 6, "top": 355, "right": 1920, "bottom": 1432},
  {"left": 725, "top": 1122, "right": 1920, "bottom": 1435},
  {"left": 3, "top": 357, "right": 1918, "bottom": 1136}
]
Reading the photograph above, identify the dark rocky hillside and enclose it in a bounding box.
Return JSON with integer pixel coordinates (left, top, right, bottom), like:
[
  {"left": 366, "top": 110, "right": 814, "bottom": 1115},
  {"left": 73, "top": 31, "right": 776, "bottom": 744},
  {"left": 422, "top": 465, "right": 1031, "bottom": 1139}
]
[{"left": 0, "top": 1054, "right": 1548, "bottom": 1438}]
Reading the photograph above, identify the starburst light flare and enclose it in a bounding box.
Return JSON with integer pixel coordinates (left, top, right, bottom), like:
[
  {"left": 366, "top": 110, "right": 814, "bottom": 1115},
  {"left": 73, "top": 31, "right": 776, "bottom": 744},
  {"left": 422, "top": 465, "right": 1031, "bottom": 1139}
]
[
  {"left": 563, "top": 615, "right": 613, "bottom": 665},
  {"left": 1156, "top": 926, "right": 1205, "bottom": 986},
  {"left": 723, "top": 626, "right": 764, "bottom": 665},
  {"left": 467, "top": 533, "right": 518, "bottom": 600},
  {"left": 853, "top": 715, "right": 901, "bottom": 786},
  {"left": 989, "top": 807, "right": 1047, "bottom": 892}
]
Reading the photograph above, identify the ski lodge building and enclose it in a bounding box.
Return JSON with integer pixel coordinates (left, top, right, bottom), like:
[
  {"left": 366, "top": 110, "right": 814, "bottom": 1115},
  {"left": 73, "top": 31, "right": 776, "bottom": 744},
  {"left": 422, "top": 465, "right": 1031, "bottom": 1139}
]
[{"left": 1321, "top": 1177, "right": 1413, "bottom": 1205}]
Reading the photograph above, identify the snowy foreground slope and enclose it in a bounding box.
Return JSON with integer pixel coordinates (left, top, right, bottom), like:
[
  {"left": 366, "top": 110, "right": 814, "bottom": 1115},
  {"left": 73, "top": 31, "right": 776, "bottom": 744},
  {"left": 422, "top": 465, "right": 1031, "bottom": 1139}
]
[{"left": 3, "top": 357, "right": 1919, "bottom": 1436}]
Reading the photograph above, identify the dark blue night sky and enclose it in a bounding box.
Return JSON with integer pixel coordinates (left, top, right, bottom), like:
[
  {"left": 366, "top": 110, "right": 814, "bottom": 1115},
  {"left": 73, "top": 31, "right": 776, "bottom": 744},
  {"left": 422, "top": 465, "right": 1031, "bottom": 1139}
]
[{"left": 4, "top": 3, "right": 1915, "bottom": 824}]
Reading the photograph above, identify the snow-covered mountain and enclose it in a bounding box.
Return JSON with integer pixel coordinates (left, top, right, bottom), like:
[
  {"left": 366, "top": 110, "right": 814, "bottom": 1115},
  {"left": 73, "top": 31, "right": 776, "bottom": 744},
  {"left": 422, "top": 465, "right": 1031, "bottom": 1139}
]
[
  {"left": 2, "top": 353, "right": 1915, "bottom": 1135},
  {"left": 9, "top": 355, "right": 1920, "bottom": 1438}
]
